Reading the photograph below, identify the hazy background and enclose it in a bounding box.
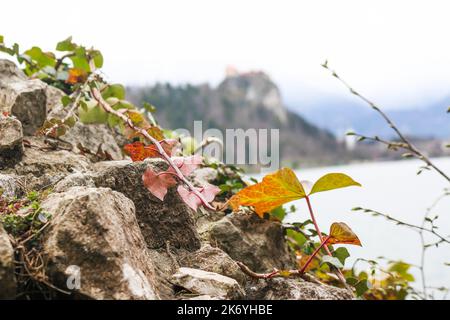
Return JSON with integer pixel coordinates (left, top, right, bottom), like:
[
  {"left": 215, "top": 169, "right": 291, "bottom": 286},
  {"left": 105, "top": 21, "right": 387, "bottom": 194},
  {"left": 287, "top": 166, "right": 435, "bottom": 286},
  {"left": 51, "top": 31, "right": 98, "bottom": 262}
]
[{"left": 3, "top": 0, "right": 450, "bottom": 110}]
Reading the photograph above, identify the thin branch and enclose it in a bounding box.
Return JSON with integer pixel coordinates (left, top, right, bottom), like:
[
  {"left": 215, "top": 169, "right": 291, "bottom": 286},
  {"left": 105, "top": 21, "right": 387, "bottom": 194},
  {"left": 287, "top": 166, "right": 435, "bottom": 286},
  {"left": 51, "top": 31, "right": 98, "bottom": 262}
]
[{"left": 323, "top": 63, "right": 450, "bottom": 183}]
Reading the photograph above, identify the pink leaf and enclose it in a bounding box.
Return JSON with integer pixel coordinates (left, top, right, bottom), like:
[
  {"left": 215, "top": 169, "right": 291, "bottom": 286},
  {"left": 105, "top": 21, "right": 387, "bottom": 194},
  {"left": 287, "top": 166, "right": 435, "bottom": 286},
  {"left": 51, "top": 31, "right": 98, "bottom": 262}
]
[
  {"left": 177, "top": 185, "right": 202, "bottom": 211},
  {"left": 199, "top": 183, "right": 221, "bottom": 203},
  {"left": 171, "top": 155, "right": 203, "bottom": 176},
  {"left": 142, "top": 168, "right": 177, "bottom": 201}
]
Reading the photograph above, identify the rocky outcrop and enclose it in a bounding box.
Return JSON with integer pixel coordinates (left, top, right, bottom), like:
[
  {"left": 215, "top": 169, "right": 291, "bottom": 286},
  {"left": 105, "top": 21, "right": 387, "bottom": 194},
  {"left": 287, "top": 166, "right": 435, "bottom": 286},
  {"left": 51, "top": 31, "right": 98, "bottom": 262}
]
[
  {"left": 0, "top": 60, "right": 47, "bottom": 135},
  {"left": 40, "top": 187, "right": 160, "bottom": 300},
  {"left": 245, "top": 278, "right": 353, "bottom": 300},
  {"left": 207, "top": 212, "right": 295, "bottom": 272},
  {"left": 171, "top": 267, "right": 244, "bottom": 300},
  {"left": 0, "top": 223, "right": 16, "bottom": 299},
  {"left": 0, "top": 116, "right": 24, "bottom": 167}
]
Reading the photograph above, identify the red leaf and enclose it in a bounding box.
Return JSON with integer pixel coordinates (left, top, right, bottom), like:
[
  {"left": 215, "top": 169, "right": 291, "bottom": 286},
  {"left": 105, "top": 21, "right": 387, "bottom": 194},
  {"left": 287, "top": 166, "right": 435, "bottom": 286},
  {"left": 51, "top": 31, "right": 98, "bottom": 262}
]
[
  {"left": 124, "top": 139, "right": 178, "bottom": 162},
  {"left": 142, "top": 168, "right": 177, "bottom": 201},
  {"left": 170, "top": 155, "right": 203, "bottom": 176}
]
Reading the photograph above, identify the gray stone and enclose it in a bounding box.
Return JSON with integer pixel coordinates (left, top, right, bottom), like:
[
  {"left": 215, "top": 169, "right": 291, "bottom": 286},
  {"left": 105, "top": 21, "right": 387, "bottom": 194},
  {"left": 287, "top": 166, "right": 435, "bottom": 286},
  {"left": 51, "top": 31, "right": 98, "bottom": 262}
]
[
  {"left": 0, "top": 116, "right": 24, "bottom": 167},
  {"left": 0, "top": 174, "right": 25, "bottom": 198},
  {"left": 63, "top": 122, "right": 123, "bottom": 161},
  {"left": 171, "top": 267, "right": 244, "bottom": 299},
  {"left": 0, "top": 223, "right": 16, "bottom": 299},
  {"left": 189, "top": 167, "right": 218, "bottom": 186},
  {"left": 8, "top": 136, "right": 91, "bottom": 190},
  {"left": 181, "top": 245, "right": 246, "bottom": 285},
  {"left": 40, "top": 186, "right": 160, "bottom": 300},
  {"left": 92, "top": 159, "right": 201, "bottom": 251},
  {"left": 53, "top": 172, "right": 95, "bottom": 193},
  {"left": 207, "top": 212, "right": 295, "bottom": 272},
  {"left": 0, "top": 60, "right": 47, "bottom": 135},
  {"left": 245, "top": 277, "right": 353, "bottom": 300}
]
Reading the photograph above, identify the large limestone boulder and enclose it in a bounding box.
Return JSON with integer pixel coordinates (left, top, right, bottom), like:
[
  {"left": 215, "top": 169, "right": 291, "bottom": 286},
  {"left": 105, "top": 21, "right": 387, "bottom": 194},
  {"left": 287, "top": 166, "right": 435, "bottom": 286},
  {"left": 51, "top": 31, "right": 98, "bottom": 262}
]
[
  {"left": 0, "top": 60, "right": 47, "bottom": 135},
  {"left": 171, "top": 267, "right": 244, "bottom": 299},
  {"left": 0, "top": 223, "right": 16, "bottom": 299},
  {"left": 207, "top": 212, "right": 295, "bottom": 272},
  {"left": 91, "top": 159, "right": 201, "bottom": 251},
  {"left": 0, "top": 116, "right": 24, "bottom": 167},
  {"left": 245, "top": 277, "right": 353, "bottom": 300},
  {"left": 40, "top": 186, "right": 160, "bottom": 300}
]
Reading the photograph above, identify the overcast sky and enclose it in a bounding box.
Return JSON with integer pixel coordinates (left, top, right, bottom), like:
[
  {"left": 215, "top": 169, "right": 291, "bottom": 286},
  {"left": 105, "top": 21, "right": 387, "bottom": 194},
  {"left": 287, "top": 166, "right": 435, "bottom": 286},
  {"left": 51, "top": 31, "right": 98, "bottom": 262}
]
[{"left": 2, "top": 0, "right": 450, "bottom": 109}]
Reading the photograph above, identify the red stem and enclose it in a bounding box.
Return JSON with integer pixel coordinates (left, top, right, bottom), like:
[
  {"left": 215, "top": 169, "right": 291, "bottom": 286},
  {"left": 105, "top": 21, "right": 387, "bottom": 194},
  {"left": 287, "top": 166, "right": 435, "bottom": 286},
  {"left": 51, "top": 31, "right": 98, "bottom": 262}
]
[
  {"left": 305, "top": 195, "right": 348, "bottom": 287},
  {"left": 300, "top": 235, "right": 330, "bottom": 274}
]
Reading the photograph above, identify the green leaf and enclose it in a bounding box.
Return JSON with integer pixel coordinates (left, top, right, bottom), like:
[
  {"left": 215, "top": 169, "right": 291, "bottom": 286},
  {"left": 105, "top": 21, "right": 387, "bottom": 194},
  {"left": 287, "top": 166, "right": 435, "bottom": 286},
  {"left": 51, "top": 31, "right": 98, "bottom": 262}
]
[
  {"left": 24, "top": 47, "right": 56, "bottom": 68},
  {"left": 61, "top": 96, "right": 73, "bottom": 107},
  {"left": 56, "top": 37, "right": 76, "bottom": 51},
  {"left": 270, "top": 206, "right": 287, "bottom": 222},
  {"left": 355, "top": 280, "right": 372, "bottom": 296},
  {"left": 91, "top": 50, "right": 104, "bottom": 68},
  {"left": 143, "top": 102, "right": 157, "bottom": 113},
  {"left": 0, "top": 35, "right": 4, "bottom": 44},
  {"left": 309, "top": 173, "right": 361, "bottom": 196},
  {"left": 102, "top": 84, "right": 126, "bottom": 100},
  {"left": 321, "top": 255, "right": 344, "bottom": 269},
  {"left": 333, "top": 247, "right": 350, "bottom": 265}
]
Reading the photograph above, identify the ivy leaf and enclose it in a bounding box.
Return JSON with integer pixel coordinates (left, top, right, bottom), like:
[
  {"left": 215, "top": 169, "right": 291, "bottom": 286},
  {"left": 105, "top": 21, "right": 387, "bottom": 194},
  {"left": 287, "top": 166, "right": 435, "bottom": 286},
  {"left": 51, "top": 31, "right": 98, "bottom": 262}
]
[
  {"left": 229, "top": 167, "right": 306, "bottom": 217},
  {"left": 310, "top": 173, "right": 361, "bottom": 196},
  {"left": 177, "top": 183, "right": 220, "bottom": 211},
  {"left": 333, "top": 247, "right": 350, "bottom": 264},
  {"left": 56, "top": 37, "right": 76, "bottom": 52},
  {"left": 171, "top": 155, "right": 203, "bottom": 176},
  {"left": 328, "top": 222, "right": 362, "bottom": 246},
  {"left": 0, "top": 35, "right": 4, "bottom": 44},
  {"left": 24, "top": 47, "right": 56, "bottom": 68},
  {"left": 355, "top": 279, "right": 372, "bottom": 296},
  {"left": 142, "top": 168, "right": 177, "bottom": 201},
  {"left": 123, "top": 140, "right": 177, "bottom": 162},
  {"left": 66, "top": 68, "right": 88, "bottom": 85},
  {"left": 102, "top": 84, "right": 126, "bottom": 100},
  {"left": 321, "top": 255, "right": 344, "bottom": 269}
]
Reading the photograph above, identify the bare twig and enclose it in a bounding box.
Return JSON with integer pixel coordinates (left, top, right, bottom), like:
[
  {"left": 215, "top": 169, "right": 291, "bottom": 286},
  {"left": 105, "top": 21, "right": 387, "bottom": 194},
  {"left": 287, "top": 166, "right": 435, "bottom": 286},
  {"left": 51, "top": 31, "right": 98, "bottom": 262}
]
[{"left": 323, "top": 63, "right": 450, "bottom": 183}]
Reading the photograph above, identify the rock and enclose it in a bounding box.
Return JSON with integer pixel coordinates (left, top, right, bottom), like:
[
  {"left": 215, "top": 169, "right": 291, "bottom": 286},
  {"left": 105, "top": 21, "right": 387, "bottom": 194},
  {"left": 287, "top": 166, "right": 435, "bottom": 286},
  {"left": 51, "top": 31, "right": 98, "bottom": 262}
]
[
  {"left": 171, "top": 267, "right": 244, "bottom": 299},
  {"left": 8, "top": 137, "right": 91, "bottom": 190},
  {"left": 0, "top": 174, "right": 25, "bottom": 198},
  {"left": 53, "top": 172, "right": 95, "bottom": 193},
  {"left": 40, "top": 187, "right": 160, "bottom": 300},
  {"left": 92, "top": 159, "right": 201, "bottom": 251},
  {"left": 0, "top": 223, "right": 16, "bottom": 299},
  {"left": 189, "top": 167, "right": 218, "bottom": 186},
  {"left": 208, "top": 212, "right": 294, "bottom": 272},
  {"left": 63, "top": 123, "right": 123, "bottom": 161},
  {"left": 0, "top": 116, "right": 24, "bottom": 167},
  {"left": 45, "top": 85, "right": 65, "bottom": 113},
  {"left": 181, "top": 245, "right": 246, "bottom": 285},
  {"left": 0, "top": 60, "right": 47, "bottom": 135},
  {"left": 245, "top": 278, "right": 353, "bottom": 300},
  {"left": 183, "top": 294, "right": 219, "bottom": 300}
]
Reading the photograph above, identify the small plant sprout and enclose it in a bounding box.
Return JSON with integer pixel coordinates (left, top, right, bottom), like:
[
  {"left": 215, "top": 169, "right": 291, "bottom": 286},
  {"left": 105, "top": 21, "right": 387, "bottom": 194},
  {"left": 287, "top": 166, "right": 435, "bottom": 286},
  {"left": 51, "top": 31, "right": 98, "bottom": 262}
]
[{"left": 299, "top": 222, "right": 361, "bottom": 274}]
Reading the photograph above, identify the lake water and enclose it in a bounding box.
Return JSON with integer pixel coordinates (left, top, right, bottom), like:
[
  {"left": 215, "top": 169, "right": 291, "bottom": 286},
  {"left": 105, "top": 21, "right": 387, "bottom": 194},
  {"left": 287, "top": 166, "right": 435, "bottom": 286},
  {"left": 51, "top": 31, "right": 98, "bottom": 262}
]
[{"left": 261, "top": 158, "right": 450, "bottom": 295}]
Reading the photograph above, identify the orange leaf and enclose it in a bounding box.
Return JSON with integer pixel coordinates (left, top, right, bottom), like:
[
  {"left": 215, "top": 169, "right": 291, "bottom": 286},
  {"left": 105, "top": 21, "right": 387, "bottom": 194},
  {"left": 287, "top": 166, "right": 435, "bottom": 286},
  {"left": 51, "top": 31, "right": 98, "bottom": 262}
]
[
  {"left": 66, "top": 68, "right": 87, "bottom": 85},
  {"left": 229, "top": 167, "right": 306, "bottom": 218},
  {"left": 123, "top": 140, "right": 178, "bottom": 162},
  {"left": 328, "top": 222, "right": 362, "bottom": 246}
]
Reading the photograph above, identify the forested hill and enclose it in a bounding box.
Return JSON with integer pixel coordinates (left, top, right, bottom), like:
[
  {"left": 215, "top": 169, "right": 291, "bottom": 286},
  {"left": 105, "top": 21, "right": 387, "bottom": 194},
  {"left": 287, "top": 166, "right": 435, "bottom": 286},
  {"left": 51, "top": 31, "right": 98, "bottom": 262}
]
[{"left": 127, "top": 70, "right": 350, "bottom": 167}]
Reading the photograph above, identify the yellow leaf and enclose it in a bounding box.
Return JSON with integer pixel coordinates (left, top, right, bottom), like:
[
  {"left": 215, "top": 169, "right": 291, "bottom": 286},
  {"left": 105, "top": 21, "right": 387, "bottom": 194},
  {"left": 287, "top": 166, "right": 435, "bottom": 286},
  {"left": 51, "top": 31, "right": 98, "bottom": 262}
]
[
  {"left": 310, "top": 173, "right": 361, "bottom": 196},
  {"left": 229, "top": 168, "right": 306, "bottom": 217},
  {"left": 328, "top": 222, "right": 362, "bottom": 246}
]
